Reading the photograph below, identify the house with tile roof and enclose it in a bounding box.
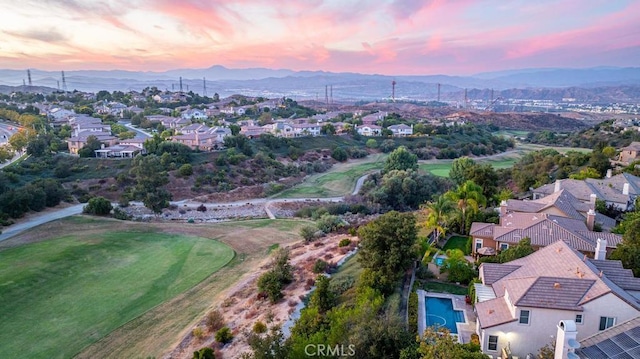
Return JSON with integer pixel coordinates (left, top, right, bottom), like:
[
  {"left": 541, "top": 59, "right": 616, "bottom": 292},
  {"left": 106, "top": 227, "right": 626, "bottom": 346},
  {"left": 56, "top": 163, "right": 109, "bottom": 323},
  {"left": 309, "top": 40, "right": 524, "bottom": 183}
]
[
  {"left": 388, "top": 124, "right": 413, "bottom": 137},
  {"left": 619, "top": 142, "right": 640, "bottom": 164},
  {"left": 356, "top": 124, "right": 382, "bottom": 137},
  {"left": 470, "top": 189, "right": 621, "bottom": 257},
  {"left": 474, "top": 240, "right": 640, "bottom": 358},
  {"left": 575, "top": 316, "right": 640, "bottom": 358},
  {"left": 532, "top": 174, "right": 640, "bottom": 212}
]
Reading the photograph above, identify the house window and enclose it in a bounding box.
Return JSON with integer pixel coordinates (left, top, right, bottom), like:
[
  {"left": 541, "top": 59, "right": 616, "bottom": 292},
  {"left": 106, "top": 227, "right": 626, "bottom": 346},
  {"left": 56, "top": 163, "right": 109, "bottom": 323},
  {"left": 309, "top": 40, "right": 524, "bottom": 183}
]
[
  {"left": 599, "top": 316, "right": 615, "bottom": 331},
  {"left": 519, "top": 310, "right": 530, "bottom": 324},
  {"left": 500, "top": 243, "right": 509, "bottom": 251},
  {"left": 488, "top": 335, "right": 499, "bottom": 351},
  {"left": 575, "top": 314, "right": 583, "bottom": 324},
  {"left": 475, "top": 239, "right": 483, "bottom": 251}
]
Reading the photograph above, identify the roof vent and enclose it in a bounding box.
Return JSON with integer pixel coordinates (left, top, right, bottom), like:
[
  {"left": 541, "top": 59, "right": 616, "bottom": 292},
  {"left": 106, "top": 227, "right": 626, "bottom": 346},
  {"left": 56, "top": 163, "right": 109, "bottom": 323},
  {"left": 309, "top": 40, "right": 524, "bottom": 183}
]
[
  {"left": 599, "top": 270, "right": 603, "bottom": 278},
  {"left": 554, "top": 282, "right": 561, "bottom": 289},
  {"left": 488, "top": 309, "right": 494, "bottom": 314}
]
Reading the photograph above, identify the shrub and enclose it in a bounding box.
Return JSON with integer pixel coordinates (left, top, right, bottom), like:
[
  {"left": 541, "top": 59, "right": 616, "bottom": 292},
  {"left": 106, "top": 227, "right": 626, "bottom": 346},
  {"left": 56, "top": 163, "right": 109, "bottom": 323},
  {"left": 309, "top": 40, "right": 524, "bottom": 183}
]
[
  {"left": 408, "top": 291, "right": 418, "bottom": 335},
  {"left": 253, "top": 321, "right": 267, "bottom": 334},
  {"left": 316, "top": 214, "right": 344, "bottom": 233},
  {"left": 215, "top": 327, "right": 233, "bottom": 344},
  {"left": 338, "top": 238, "right": 351, "bottom": 247},
  {"left": 112, "top": 207, "right": 132, "bottom": 220},
  {"left": 197, "top": 204, "right": 207, "bottom": 212},
  {"left": 205, "top": 310, "right": 225, "bottom": 332},
  {"left": 192, "top": 347, "right": 215, "bottom": 359},
  {"left": 331, "top": 147, "right": 348, "bottom": 162},
  {"left": 312, "top": 259, "right": 328, "bottom": 273},
  {"left": 192, "top": 327, "right": 205, "bottom": 339},
  {"left": 299, "top": 225, "right": 317, "bottom": 242},
  {"left": 365, "top": 139, "right": 378, "bottom": 148},
  {"left": 178, "top": 163, "right": 194, "bottom": 177},
  {"left": 83, "top": 196, "right": 113, "bottom": 215}
]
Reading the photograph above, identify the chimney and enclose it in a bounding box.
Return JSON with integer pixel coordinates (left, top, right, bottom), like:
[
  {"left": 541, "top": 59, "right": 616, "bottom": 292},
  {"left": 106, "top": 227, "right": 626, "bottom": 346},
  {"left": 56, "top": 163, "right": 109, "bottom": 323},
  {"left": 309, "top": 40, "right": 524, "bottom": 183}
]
[
  {"left": 623, "top": 183, "right": 630, "bottom": 196},
  {"left": 554, "top": 320, "right": 580, "bottom": 359},
  {"left": 595, "top": 238, "right": 607, "bottom": 260},
  {"left": 555, "top": 179, "right": 562, "bottom": 193},
  {"left": 499, "top": 200, "right": 508, "bottom": 225},
  {"left": 586, "top": 209, "right": 596, "bottom": 231},
  {"left": 606, "top": 169, "right": 612, "bottom": 178}
]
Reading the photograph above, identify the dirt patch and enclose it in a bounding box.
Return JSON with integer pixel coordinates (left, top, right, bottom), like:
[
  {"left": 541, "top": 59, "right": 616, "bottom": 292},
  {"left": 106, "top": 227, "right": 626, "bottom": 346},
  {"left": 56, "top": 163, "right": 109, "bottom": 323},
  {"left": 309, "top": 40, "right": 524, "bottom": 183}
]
[{"left": 167, "top": 234, "right": 359, "bottom": 359}]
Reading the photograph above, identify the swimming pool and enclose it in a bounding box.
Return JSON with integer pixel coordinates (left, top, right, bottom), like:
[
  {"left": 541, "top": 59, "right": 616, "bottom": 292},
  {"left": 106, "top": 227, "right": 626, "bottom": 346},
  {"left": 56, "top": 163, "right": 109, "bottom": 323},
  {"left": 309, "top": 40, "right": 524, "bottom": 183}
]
[
  {"left": 434, "top": 255, "right": 446, "bottom": 266},
  {"left": 425, "top": 296, "right": 465, "bottom": 333}
]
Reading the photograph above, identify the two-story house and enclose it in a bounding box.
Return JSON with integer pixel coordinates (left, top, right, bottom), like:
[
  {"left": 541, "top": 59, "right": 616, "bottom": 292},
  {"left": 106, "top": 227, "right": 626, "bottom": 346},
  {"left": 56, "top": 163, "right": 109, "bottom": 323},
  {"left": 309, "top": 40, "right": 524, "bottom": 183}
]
[
  {"left": 388, "top": 124, "right": 413, "bottom": 137},
  {"left": 475, "top": 240, "right": 640, "bottom": 358},
  {"left": 356, "top": 124, "right": 382, "bottom": 136}
]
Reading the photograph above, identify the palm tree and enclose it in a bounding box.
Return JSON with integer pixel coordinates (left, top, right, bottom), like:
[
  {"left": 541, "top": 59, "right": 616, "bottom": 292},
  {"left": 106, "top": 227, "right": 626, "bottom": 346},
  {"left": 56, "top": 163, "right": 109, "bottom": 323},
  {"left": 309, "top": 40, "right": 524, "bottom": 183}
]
[
  {"left": 424, "top": 195, "right": 454, "bottom": 242},
  {"left": 444, "top": 180, "right": 487, "bottom": 234}
]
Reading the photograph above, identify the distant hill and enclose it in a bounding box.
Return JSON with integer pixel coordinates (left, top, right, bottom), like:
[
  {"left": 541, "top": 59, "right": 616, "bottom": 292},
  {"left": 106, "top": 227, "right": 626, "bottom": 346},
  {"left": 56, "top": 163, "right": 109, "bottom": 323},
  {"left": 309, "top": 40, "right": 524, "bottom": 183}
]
[{"left": 0, "top": 66, "right": 639, "bottom": 102}]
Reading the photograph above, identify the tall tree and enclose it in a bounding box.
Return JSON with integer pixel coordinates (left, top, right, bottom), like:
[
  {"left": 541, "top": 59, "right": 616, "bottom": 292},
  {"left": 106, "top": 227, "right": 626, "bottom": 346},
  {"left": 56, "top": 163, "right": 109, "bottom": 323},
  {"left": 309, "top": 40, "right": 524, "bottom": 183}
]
[
  {"left": 611, "top": 217, "right": 640, "bottom": 276},
  {"left": 383, "top": 146, "right": 418, "bottom": 174},
  {"left": 358, "top": 211, "right": 418, "bottom": 294},
  {"left": 424, "top": 196, "right": 454, "bottom": 242},
  {"left": 449, "top": 157, "right": 476, "bottom": 187},
  {"left": 445, "top": 180, "right": 486, "bottom": 234},
  {"left": 130, "top": 155, "right": 171, "bottom": 213}
]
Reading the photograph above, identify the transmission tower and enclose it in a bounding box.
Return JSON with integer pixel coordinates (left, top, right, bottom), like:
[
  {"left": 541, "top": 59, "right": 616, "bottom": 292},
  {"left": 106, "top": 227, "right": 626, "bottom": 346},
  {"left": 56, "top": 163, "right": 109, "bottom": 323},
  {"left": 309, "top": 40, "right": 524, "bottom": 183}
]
[
  {"left": 27, "top": 69, "right": 32, "bottom": 86},
  {"left": 325, "top": 85, "right": 329, "bottom": 104},
  {"left": 464, "top": 88, "right": 468, "bottom": 109},
  {"left": 61, "top": 71, "right": 68, "bottom": 91},
  {"left": 179, "top": 76, "right": 183, "bottom": 92},
  {"left": 391, "top": 80, "right": 396, "bottom": 102},
  {"left": 437, "top": 83, "right": 441, "bottom": 102},
  {"left": 203, "top": 77, "right": 207, "bottom": 96}
]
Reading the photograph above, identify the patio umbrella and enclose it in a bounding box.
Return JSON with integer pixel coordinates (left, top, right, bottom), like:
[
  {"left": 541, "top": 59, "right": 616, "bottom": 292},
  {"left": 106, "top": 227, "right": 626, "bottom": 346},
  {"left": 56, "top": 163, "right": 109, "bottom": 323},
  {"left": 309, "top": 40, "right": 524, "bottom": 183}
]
[{"left": 477, "top": 247, "right": 497, "bottom": 256}]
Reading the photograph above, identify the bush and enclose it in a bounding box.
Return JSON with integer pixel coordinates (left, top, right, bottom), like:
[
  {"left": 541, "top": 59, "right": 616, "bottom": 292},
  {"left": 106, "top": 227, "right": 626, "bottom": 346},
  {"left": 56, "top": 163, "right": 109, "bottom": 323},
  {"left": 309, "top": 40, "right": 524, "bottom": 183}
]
[
  {"left": 331, "top": 147, "right": 348, "bottom": 162},
  {"left": 299, "top": 225, "right": 317, "bottom": 242},
  {"left": 253, "top": 321, "right": 267, "bottom": 334},
  {"left": 205, "top": 310, "right": 225, "bottom": 332},
  {"left": 313, "top": 259, "right": 328, "bottom": 273},
  {"left": 192, "top": 327, "right": 205, "bottom": 339},
  {"left": 83, "top": 196, "right": 113, "bottom": 215},
  {"left": 192, "top": 347, "right": 215, "bottom": 359},
  {"left": 366, "top": 139, "right": 378, "bottom": 148},
  {"left": 112, "top": 207, "right": 132, "bottom": 220},
  {"left": 197, "top": 204, "right": 207, "bottom": 212},
  {"left": 178, "top": 163, "right": 194, "bottom": 177},
  {"left": 316, "top": 214, "right": 344, "bottom": 233},
  {"left": 215, "top": 327, "right": 233, "bottom": 344},
  {"left": 408, "top": 291, "right": 418, "bottom": 335},
  {"left": 338, "top": 238, "right": 351, "bottom": 247}
]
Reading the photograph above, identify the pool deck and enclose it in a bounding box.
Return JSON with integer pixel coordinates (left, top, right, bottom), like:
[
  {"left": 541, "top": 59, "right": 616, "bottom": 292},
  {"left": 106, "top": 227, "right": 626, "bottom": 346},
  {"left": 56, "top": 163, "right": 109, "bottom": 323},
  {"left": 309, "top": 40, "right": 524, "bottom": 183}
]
[{"left": 417, "top": 289, "right": 478, "bottom": 344}]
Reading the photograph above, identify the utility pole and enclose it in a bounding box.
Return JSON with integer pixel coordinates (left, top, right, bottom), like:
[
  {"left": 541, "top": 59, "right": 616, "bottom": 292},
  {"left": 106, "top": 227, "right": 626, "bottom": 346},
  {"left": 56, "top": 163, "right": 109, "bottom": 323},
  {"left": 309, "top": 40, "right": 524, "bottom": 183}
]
[
  {"left": 330, "top": 85, "right": 333, "bottom": 104},
  {"left": 464, "top": 88, "right": 468, "bottom": 109},
  {"left": 203, "top": 77, "right": 207, "bottom": 96},
  {"left": 392, "top": 80, "right": 396, "bottom": 102},
  {"left": 437, "top": 83, "right": 441, "bottom": 102},
  {"left": 61, "top": 71, "right": 67, "bottom": 91},
  {"left": 325, "top": 85, "right": 329, "bottom": 104}
]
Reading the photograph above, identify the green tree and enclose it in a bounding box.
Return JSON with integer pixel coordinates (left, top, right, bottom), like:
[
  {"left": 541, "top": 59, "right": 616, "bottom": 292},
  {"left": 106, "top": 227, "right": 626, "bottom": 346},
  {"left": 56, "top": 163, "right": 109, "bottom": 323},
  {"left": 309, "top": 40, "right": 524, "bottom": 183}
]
[
  {"left": 383, "top": 146, "right": 418, "bottom": 173},
  {"left": 321, "top": 123, "right": 336, "bottom": 135},
  {"left": 570, "top": 167, "right": 601, "bottom": 180},
  {"left": 358, "top": 211, "right": 418, "bottom": 294},
  {"left": 602, "top": 146, "right": 617, "bottom": 159},
  {"left": 0, "top": 144, "right": 14, "bottom": 162},
  {"left": 445, "top": 180, "right": 486, "bottom": 234},
  {"left": 366, "top": 138, "right": 378, "bottom": 148},
  {"left": 130, "top": 155, "right": 172, "bottom": 213},
  {"left": 588, "top": 150, "right": 610, "bottom": 177},
  {"left": 215, "top": 327, "right": 233, "bottom": 344},
  {"left": 193, "top": 347, "right": 215, "bottom": 359},
  {"left": 424, "top": 196, "right": 454, "bottom": 242},
  {"left": 449, "top": 157, "right": 476, "bottom": 187},
  {"left": 178, "top": 163, "right": 194, "bottom": 177},
  {"left": 78, "top": 135, "right": 103, "bottom": 158},
  {"left": 299, "top": 225, "right": 317, "bottom": 242},
  {"left": 331, "top": 147, "right": 348, "bottom": 162},
  {"left": 611, "top": 218, "right": 640, "bottom": 276},
  {"left": 440, "top": 249, "right": 476, "bottom": 284},
  {"left": 309, "top": 275, "right": 336, "bottom": 313},
  {"left": 418, "top": 327, "right": 488, "bottom": 359},
  {"left": 83, "top": 196, "right": 113, "bottom": 215},
  {"left": 245, "top": 326, "right": 290, "bottom": 359},
  {"left": 497, "top": 237, "right": 535, "bottom": 263}
]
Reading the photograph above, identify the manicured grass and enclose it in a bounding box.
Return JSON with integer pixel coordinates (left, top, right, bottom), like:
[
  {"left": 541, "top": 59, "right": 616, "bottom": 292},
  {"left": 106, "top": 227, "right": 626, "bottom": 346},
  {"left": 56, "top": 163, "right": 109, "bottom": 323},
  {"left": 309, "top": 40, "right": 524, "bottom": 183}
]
[
  {"left": 443, "top": 235, "right": 471, "bottom": 255},
  {"left": 420, "top": 281, "right": 468, "bottom": 295},
  {"left": 0, "top": 230, "right": 234, "bottom": 359},
  {"left": 276, "top": 154, "right": 387, "bottom": 198}
]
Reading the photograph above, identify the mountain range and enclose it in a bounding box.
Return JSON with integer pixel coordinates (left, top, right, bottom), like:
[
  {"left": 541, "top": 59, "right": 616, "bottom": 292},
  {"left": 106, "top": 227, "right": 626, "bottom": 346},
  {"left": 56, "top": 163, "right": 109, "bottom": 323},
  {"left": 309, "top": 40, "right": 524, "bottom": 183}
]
[{"left": 1, "top": 66, "right": 640, "bottom": 103}]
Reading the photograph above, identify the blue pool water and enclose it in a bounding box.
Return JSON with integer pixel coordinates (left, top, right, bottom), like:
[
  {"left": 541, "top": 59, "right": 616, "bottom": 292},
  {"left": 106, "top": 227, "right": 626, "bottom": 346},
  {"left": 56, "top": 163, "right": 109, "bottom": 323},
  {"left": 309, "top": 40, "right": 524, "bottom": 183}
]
[
  {"left": 425, "top": 296, "right": 464, "bottom": 333},
  {"left": 434, "top": 256, "right": 446, "bottom": 266}
]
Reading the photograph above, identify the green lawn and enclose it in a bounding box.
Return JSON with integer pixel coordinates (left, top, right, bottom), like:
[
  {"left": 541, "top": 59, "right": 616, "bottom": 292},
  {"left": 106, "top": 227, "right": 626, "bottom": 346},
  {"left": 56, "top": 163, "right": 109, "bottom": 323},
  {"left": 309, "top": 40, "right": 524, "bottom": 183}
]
[
  {"left": 0, "top": 231, "right": 234, "bottom": 359},
  {"left": 276, "top": 154, "right": 387, "bottom": 198},
  {"left": 443, "top": 235, "right": 471, "bottom": 255}
]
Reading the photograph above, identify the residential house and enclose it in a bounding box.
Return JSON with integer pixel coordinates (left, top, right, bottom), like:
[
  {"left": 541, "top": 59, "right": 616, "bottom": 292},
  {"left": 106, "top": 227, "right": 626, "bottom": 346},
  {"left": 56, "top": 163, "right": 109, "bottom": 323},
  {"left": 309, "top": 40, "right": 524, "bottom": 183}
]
[
  {"left": 146, "top": 115, "right": 190, "bottom": 129},
  {"left": 619, "top": 142, "right": 640, "bottom": 164},
  {"left": 292, "top": 123, "right": 321, "bottom": 137},
  {"left": 532, "top": 174, "right": 640, "bottom": 212},
  {"left": 388, "top": 124, "right": 413, "bottom": 137},
  {"left": 268, "top": 121, "right": 295, "bottom": 138},
  {"left": 179, "top": 123, "right": 211, "bottom": 134},
  {"left": 240, "top": 125, "right": 268, "bottom": 138},
  {"left": 474, "top": 240, "right": 640, "bottom": 358},
  {"left": 471, "top": 189, "right": 620, "bottom": 256},
  {"left": 362, "top": 111, "right": 386, "bottom": 125},
  {"left": 67, "top": 132, "right": 118, "bottom": 155},
  {"left": 356, "top": 124, "right": 382, "bottom": 137},
  {"left": 48, "top": 107, "right": 75, "bottom": 120},
  {"left": 94, "top": 144, "right": 143, "bottom": 158},
  {"left": 181, "top": 108, "right": 207, "bottom": 120}
]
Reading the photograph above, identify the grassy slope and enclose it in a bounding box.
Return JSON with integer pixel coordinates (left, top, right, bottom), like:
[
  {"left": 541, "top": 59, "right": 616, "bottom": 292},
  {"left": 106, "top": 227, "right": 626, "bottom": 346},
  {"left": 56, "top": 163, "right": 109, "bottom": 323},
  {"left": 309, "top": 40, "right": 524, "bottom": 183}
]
[
  {"left": 0, "top": 229, "right": 234, "bottom": 359},
  {"left": 276, "top": 153, "right": 387, "bottom": 198}
]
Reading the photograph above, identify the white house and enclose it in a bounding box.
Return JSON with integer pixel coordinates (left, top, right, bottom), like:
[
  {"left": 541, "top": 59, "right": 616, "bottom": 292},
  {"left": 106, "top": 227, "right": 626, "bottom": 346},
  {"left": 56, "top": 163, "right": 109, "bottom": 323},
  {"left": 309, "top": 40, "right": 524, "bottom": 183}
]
[
  {"left": 292, "top": 123, "right": 322, "bottom": 137},
  {"left": 474, "top": 240, "right": 640, "bottom": 358},
  {"left": 181, "top": 108, "right": 207, "bottom": 120},
  {"left": 356, "top": 124, "right": 382, "bottom": 136},
  {"left": 48, "top": 107, "right": 75, "bottom": 120},
  {"left": 388, "top": 124, "right": 413, "bottom": 137}
]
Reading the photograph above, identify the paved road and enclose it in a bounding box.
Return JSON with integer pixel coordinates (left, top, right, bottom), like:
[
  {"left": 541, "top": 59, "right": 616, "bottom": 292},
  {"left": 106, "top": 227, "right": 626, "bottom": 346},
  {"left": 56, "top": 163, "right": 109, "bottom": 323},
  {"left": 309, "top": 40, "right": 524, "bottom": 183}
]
[{"left": 0, "top": 204, "right": 86, "bottom": 241}]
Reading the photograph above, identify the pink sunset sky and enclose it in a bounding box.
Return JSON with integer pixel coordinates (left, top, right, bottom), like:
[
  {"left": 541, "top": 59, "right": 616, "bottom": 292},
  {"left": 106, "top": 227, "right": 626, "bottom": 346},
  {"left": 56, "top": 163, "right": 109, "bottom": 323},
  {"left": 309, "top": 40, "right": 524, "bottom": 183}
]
[{"left": 0, "top": 0, "right": 638, "bottom": 75}]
